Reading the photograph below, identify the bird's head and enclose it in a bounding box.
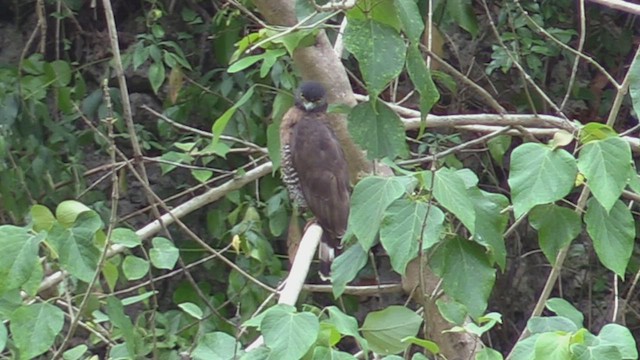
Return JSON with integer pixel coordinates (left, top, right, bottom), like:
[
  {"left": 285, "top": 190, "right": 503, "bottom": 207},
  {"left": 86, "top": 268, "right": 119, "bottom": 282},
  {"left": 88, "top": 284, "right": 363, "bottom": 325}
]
[{"left": 295, "top": 81, "right": 327, "bottom": 113}]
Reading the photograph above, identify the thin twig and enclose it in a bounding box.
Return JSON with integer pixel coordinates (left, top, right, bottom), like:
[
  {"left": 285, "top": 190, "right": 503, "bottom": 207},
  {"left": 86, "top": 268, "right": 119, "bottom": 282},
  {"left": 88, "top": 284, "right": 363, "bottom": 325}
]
[
  {"left": 399, "top": 126, "right": 512, "bottom": 166},
  {"left": 480, "top": 0, "right": 569, "bottom": 121},
  {"left": 560, "top": 0, "right": 586, "bottom": 110},
  {"left": 420, "top": 46, "right": 507, "bottom": 114},
  {"left": 141, "top": 105, "right": 267, "bottom": 153}
]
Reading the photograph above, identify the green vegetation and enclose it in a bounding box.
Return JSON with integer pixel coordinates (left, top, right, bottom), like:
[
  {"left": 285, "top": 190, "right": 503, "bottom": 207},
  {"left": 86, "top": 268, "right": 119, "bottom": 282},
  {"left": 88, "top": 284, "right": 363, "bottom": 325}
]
[{"left": 0, "top": 0, "right": 639, "bottom": 359}]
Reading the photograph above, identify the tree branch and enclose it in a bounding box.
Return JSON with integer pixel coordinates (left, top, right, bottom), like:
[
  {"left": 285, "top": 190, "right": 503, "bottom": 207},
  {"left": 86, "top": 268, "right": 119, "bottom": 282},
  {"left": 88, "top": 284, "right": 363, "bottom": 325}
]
[{"left": 586, "top": 0, "right": 640, "bottom": 15}]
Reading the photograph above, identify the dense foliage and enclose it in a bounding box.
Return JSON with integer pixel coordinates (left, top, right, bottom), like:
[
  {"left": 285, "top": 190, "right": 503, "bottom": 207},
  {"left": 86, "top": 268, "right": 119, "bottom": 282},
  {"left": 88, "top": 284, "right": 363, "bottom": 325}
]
[{"left": 0, "top": 0, "right": 639, "bottom": 359}]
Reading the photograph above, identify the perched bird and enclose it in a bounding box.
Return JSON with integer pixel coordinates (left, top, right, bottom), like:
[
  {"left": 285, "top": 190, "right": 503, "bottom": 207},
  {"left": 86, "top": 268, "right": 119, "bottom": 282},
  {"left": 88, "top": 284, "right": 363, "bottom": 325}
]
[{"left": 280, "top": 81, "right": 350, "bottom": 279}]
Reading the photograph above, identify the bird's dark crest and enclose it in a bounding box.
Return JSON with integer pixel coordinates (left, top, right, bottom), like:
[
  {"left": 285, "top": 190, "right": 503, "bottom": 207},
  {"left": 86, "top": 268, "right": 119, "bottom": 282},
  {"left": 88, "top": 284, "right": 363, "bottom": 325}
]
[{"left": 295, "top": 81, "right": 327, "bottom": 112}]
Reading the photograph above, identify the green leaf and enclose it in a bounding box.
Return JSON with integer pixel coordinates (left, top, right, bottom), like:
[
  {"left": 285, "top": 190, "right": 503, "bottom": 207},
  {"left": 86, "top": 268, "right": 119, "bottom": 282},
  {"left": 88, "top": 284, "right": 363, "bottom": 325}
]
[
  {"left": 487, "top": 136, "right": 512, "bottom": 165},
  {"left": 545, "top": 298, "right": 584, "bottom": 328},
  {"left": 50, "top": 60, "right": 71, "bottom": 87},
  {"left": 411, "top": 354, "right": 430, "bottom": 360},
  {"left": 597, "top": 324, "right": 638, "bottom": 359},
  {"left": 103, "top": 259, "right": 119, "bottom": 291},
  {"left": 193, "top": 332, "right": 242, "bottom": 360},
  {"left": 472, "top": 190, "right": 509, "bottom": 269},
  {"left": 348, "top": 101, "right": 409, "bottom": 160},
  {"left": 159, "top": 151, "right": 192, "bottom": 175},
  {"left": 48, "top": 211, "right": 103, "bottom": 283},
  {"left": 476, "top": 347, "right": 503, "bottom": 360},
  {"left": 121, "top": 291, "right": 157, "bottom": 306},
  {"left": 571, "top": 343, "right": 621, "bottom": 360},
  {"left": 529, "top": 204, "right": 582, "bottom": 264},
  {"left": 508, "top": 143, "right": 577, "bottom": 218},
  {"left": 579, "top": 122, "right": 618, "bottom": 143},
  {"left": 533, "top": 332, "right": 572, "bottom": 360},
  {"left": 122, "top": 255, "right": 149, "bottom": 280},
  {"left": 230, "top": 33, "right": 261, "bottom": 64},
  {"left": 261, "top": 307, "right": 320, "bottom": 360},
  {"left": 198, "top": 141, "right": 231, "bottom": 158},
  {"left": 10, "top": 303, "right": 64, "bottom": 359},
  {"left": 433, "top": 167, "right": 476, "bottom": 232},
  {"left": 110, "top": 227, "right": 141, "bottom": 248},
  {"left": 577, "top": 137, "right": 631, "bottom": 212},
  {"left": 361, "top": 305, "right": 422, "bottom": 355},
  {"left": 446, "top": 0, "right": 479, "bottom": 36},
  {"left": 402, "top": 337, "right": 440, "bottom": 354},
  {"left": 228, "top": 52, "right": 269, "bottom": 73},
  {"left": 0, "top": 226, "right": 44, "bottom": 293},
  {"left": 31, "top": 204, "right": 55, "bottom": 232},
  {"left": 312, "top": 347, "right": 356, "bottom": 359},
  {"left": 106, "top": 296, "right": 137, "bottom": 357},
  {"left": 346, "top": 0, "right": 401, "bottom": 32},
  {"left": 509, "top": 334, "right": 538, "bottom": 360},
  {"left": 380, "top": 199, "right": 444, "bottom": 273},
  {"left": 430, "top": 237, "right": 496, "bottom": 318},
  {"left": 406, "top": 46, "right": 440, "bottom": 117},
  {"left": 21, "top": 260, "right": 43, "bottom": 297},
  {"left": 0, "top": 290, "right": 22, "bottom": 318},
  {"left": 148, "top": 61, "right": 166, "bottom": 94},
  {"left": 628, "top": 57, "right": 640, "bottom": 120},
  {"left": 627, "top": 167, "right": 640, "bottom": 194},
  {"left": 179, "top": 302, "right": 204, "bottom": 320},
  {"left": 436, "top": 298, "right": 467, "bottom": 325},
  {"left": 527, "top": 316, "right": 578, "bottom": 334},
  {"left": 133, "top": 44, "right": 150, "bottom": 69},
  {"left": 63, "top": 345, "right": 88, "bottom": 360},
  {"left": 326, "top": 306, "right": 368, "bottom": 350},
  {"left": 211, "top": 86, "right": 255, "bottom": 148},
  {"left": 584, "top": 198, "right": 635, "bottom": 277},
  {"left": 150, "top": 237, "right": 180, "bottom": 270},
  {"left": 262, "top": 30, "right": 316, "bottom": 56},
  {"left": 332, "top": 243, "right": 369, "bottom": 298},
  {"left": 55, "top": 200, "right": 92, "bottom": 227},
  {"left": 192, "top": 169, "right": 214, "bottom": 183},
  {"left": 344, "top": 18, "right": 406, "bottom": 99},
  {"left": 317, "top": 322, "right": 341, "bottom": 348},
  {"left": 348, "top": 176, "right": 415, "bottom": 249},
  {"left": 394, "top": 0, "right": 424, "bottom": 44},
  {"left": 460, "top": 312, "right": 501, "bottom": 336}
]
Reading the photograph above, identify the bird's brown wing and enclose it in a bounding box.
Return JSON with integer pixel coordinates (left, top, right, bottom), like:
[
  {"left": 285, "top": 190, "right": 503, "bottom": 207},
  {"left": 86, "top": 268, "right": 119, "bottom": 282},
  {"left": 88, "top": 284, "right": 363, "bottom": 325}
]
[{"left": 290, "top": 114, "right": 350, "bottom": 248}]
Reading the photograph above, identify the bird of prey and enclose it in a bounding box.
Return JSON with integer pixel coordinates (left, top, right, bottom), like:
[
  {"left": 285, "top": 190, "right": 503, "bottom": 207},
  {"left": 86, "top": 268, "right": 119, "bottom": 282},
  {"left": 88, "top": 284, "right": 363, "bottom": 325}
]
[{"left": 280, "top": 81, "right": 350, "bottom": 280}]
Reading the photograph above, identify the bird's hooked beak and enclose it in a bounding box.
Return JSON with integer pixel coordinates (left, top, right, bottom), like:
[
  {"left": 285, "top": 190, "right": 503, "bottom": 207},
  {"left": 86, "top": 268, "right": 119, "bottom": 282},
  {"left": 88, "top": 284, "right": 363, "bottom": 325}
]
[{"left": 302, "top": 100, "right": 318, "bottom": 111}]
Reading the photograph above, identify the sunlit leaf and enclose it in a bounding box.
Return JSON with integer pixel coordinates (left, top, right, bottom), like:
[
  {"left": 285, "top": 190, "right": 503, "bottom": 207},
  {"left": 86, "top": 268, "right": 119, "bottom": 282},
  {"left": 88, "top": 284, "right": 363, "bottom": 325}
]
[
  {"left": 584, "top": 198, "right": 635, "bottom": 277},
  {"left": 349, "top": 101, "right": 409, "bottom": 160},
  {"left": 361, "top": 306, "right": 422, "bottom": 355},
  {"left": 578, "top": 137, "right": 631, "bottom": 212},
  {"left": 431, "top": 237, "right": 495, "bottom": 318},
  {"left": 261, "top": 306, "right": 319, "bottom": 360},
  {"left": 344, "top": 18, "right": 406, "bottom": 99},
  {"left": 529, "top": 204, "right": 581, "bottom": 264},
  {"left": 508, "top": 143, "right": 577, "bottom": 218},
  {"left": 380, "top": 199, "right": 444, "bottom": 273},
  {"left": 348, "top": 176, "right": 415, "bottom": 249},
  {"left": 10, "top": 303, "right": 64, "bottom": 359}
]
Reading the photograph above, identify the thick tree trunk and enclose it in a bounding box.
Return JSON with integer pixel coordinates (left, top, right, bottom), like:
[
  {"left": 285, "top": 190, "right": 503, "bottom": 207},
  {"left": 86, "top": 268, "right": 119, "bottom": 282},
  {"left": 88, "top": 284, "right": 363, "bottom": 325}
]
[{"left": 253, "top": 0, "right": 370, "bottom": 181}]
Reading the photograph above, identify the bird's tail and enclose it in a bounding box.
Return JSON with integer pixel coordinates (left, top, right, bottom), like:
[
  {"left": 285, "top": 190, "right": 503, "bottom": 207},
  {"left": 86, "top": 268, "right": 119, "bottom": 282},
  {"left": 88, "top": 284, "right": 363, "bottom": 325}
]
[{"left": 318, "top": 232, "right": 341, "bottom": 281}]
